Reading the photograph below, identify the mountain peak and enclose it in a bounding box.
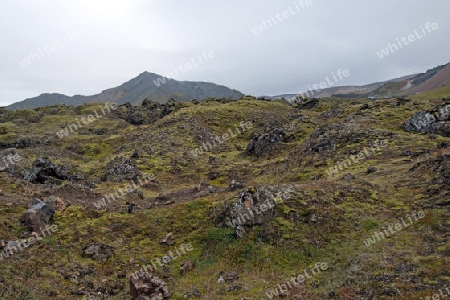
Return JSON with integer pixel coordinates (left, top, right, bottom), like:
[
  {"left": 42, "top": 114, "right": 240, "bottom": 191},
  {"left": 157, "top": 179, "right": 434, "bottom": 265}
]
[{"left": 6, "top": 72, "right": 244, "bottom": 110}]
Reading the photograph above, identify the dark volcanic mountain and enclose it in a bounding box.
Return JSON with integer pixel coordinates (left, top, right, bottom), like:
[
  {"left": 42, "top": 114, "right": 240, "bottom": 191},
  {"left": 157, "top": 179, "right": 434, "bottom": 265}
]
[{"left": 6, "top": 72, "right": 244, "bottom": 110}]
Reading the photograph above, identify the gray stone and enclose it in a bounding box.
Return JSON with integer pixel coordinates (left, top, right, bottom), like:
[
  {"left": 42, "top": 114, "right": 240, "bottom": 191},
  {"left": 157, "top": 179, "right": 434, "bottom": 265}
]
[
  {"left": 180, "top": 260, "right": 195, "bottom": 276},
  {"left": 20, "top": 201, "right": 54, "bottom": 232},
  {"left": 82, "top": 244, "right": 114, "bottom": 262},
  {"left": 130, "top": 272, "right": 171, "bottom": 300}
]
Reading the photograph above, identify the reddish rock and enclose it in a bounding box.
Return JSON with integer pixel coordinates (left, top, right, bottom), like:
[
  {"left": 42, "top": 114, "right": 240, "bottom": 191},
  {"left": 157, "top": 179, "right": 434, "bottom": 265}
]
[{"left": 47, "top": 196, "right": 66, "bottom": 211}]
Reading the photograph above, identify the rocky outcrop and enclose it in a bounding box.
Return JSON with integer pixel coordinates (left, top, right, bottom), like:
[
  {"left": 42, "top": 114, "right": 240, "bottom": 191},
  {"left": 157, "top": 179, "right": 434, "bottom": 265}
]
[
  {"left": 20, "top": 201, "right": 55, "bottom": 232},
  {"left": 112, "top": 98, "right": 178, "bottom": 126},
  {"left": 82, "top": 244, "right": 115, "bottom": 262},
  {"left": 298, "top": 97, "right": 319, "bottom": 109},
  {"left": 100, "top": 156, "right": 140, "bottom": 182},
  {"left": 306, "top": 123, "right": 393, "bottom": 153},
  {"left": 404, "top": 105, "right": 450, "bottom": 136},
  {"left": 130, "top": 273, "right": 171, "bottom": 300},
  {"left": 224, "top": 186, "right": 279, "bottom": 238},
  {"left": 409, "top": 154, "right": 450, "bottom": 200},
  {"left": 245, "top": 128, "right": 288, "bottom": 156},
  {"left": 222, "top": 271, "right": 239, "bottom": 283},
  {"left": 24, "top": 157, "right": 81, "bottom": 184}
]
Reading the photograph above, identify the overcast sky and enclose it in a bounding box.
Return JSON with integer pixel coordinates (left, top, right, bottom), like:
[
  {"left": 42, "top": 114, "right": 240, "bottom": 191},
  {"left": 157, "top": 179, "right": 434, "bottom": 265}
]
[{"left": 0, "top": 0, "right": 449, "bottom": 106}]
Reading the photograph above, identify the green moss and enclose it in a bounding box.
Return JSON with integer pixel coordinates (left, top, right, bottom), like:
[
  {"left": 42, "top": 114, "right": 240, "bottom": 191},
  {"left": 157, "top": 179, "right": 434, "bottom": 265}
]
[{"left": 362, "top": 218, "right": 379, "bottom": 230}]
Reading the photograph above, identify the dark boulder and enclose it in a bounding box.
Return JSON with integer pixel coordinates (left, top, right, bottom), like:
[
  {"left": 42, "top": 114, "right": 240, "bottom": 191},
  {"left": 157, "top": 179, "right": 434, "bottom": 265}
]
[
  {"left": 20, "top": 201, "right": 55, "bottom": 232},
  {"left": 395, "top": 97, "right": 411, "bottom": 106},
  {"left": 342, "top": 173, "right": 355, "bottom": 180},
  {"left": 291, "top": 97, "right": 319, "bottom": 109},
  {"left": 24, "top": 157, "right": 72, "bottom": 184},
  {"left": 367, "top": 166, "right": 377, "bottom": 174},
  {"left": 360, "top": 103, "right": 371, "bottom": 110}
]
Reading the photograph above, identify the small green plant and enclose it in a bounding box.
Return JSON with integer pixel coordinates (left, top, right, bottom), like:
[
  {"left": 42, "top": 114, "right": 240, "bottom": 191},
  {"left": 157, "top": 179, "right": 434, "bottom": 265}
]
[
  {"left": 362, "top": 218, "right": 379, "bottom": 230},
  {"left": 41, "top": 237, "right": 57, "bottom": 246},
  {"left": 57, "top": 248, "right": 69, "bottom": 256}
]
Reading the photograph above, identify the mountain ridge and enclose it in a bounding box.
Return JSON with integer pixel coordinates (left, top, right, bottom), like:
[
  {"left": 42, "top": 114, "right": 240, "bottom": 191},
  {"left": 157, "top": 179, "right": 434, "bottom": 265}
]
[
  {"left": 5, "top": 62, "right": 450, "bottom": 110},
  {"left": 6, "top": 72, "right": 244, "bottom": 110}
]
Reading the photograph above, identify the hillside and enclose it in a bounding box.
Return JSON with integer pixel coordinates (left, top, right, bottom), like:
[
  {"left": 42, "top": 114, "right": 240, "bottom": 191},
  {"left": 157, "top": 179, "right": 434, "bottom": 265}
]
[
  {"left": 6, "top": 72, "right": 244, "bottom": 110},
  {"left": 0, "top": 87, "right": 450, "bottom": 299},
  {"left": 272, "top": 63, "right": 450, "bottom": 100}
]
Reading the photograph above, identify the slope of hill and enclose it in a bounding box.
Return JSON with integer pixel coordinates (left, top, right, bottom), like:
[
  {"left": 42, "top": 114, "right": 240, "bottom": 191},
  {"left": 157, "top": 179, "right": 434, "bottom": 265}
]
[
  {"left": 6, "top": 72, "right": 244, "bottom": 110},
  {"left": 0, "top": 87, "right": 449, "bottom": 299},
  {"left": 334, "top": 63, "right": 450, "bottom": 98},
  {"left": 271, "top": 63, "right": 450, "bottom": 100},
  {"left": 407, "top": 63, "right": 450, "bottom": 94}
]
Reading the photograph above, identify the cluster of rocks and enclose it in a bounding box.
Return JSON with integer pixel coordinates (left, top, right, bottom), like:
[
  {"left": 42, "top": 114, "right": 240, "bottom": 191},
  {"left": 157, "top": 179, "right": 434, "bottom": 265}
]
[
  {"left": 0, "top": 136, "right": 48, "bottom": 150},
  {"left": 81, "top": 243, "right": 115, "bottom": 262},
  {"left": 128, "top": 232, "right": 197, "bottom": 298},
  {"left": 224, "top": 186, "right": 278, "bottom": 238},
  {"left": 306, "top": 123, "right": 393, "bottom": 154},
  {"left": 24, "top": 157, "right": 84, "bottom": 185},
  {"left": 100, "top": 156, "right": 140, "bottom": 182},
  {"left": 245, "top": 128, "right": 290, "bottom": 156},
  {"left": 306, "top": 123, "right": 361, "bottom": 153},
  {"left": 130, "top": 273, "right": 171, "bottom": 300},
  {"left": 409, "top": 154, "right": 450, "bottom": 200},
  {"left": 112, "top": 98, "right": 178, "bottom": 126},
  {"left": 404, "top": 104, "right": 450, "bottom": 137}
]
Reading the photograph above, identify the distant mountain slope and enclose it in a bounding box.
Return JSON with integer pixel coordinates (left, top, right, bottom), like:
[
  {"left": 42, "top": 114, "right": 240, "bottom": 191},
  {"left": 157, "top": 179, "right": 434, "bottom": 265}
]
[
  {"left": 270, "top": 62, "right": 450, "bottom": 100},
  {"left": 6, "top": 93, "right": 88, "bottom": 111},
  {"left": 332, "top": 63, "right": 450, "bottom": 98},
  {"left": 268, "top": 74, "right": 418, "bottom": 100},
  {"left": 406, "top": 63, "right": 450, "bottom": 94},
  {"left": 6, "top": 72, "right": 244, "bottom": 110}
]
